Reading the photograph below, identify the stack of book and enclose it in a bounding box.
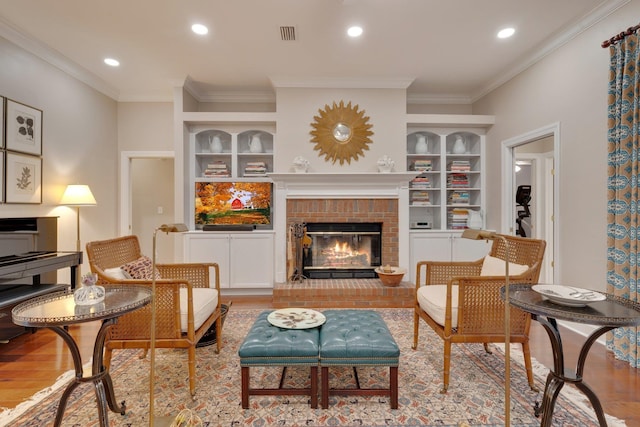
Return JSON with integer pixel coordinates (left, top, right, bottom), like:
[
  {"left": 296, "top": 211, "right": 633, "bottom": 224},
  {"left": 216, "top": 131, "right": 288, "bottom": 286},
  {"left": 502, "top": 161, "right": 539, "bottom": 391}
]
[
  {"left": 448, "top": 208, "right": 469, "bottom": 229},
  {"left": 412, "top": 159, "right": 432, "bottom": 172},
  {"left": 447, "top": 173, "right": 469, "bottom": 188},
  {"left": 411, "top": 191, "right": 431, "bottom": 206},
  {"left": 203, "top": 161, "right": 230, "bottom": 177},
  {"left": 243, "top": 161, "right": 267, "bottom": 176},
  {"left": 448, "top": 191, "right": 470, "bottom": 205},
  {"left": 410, "top": 175, "right": 431, "bottom": 189},
  {"left": 448, "top": 160, "right": 471, "bottom": 172}
]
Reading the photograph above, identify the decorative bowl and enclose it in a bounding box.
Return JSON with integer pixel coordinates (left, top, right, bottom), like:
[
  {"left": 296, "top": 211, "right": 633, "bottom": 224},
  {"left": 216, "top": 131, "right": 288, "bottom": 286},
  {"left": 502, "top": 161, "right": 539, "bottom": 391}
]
[{"left": 375, "top": 267, "right": 406, "bottom": 287}]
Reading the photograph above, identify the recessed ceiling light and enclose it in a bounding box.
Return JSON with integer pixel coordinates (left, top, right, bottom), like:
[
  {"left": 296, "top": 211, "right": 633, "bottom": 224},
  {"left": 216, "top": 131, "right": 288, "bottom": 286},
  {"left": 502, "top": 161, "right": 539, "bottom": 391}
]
[
  {"left": 192, "top": 24, "right": 208, "bottom": 35},
  {"left": 347, "top": 26, "right": 363, "bottom": 38},
  {"left": 104, "top": 58, "right": 120, "bottom": 67},
  {"left": 497, "top": 27, "right": 515, "bottom": 39}
]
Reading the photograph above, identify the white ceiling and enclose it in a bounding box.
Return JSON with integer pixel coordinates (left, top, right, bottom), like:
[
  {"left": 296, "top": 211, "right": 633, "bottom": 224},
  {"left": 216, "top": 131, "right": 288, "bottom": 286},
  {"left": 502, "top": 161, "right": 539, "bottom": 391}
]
[{"left": 0, "top": 0, "right": 622, "bottom": 103}]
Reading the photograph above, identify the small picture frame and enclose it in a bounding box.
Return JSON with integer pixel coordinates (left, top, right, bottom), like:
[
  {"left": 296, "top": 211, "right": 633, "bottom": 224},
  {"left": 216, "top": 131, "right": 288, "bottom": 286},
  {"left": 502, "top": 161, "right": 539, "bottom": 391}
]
[
  {"left": 6, "top": 99, "right": 42, "bottom": 156},
  {"left": 5, "top": 152, "right": 42, "bottom": 204}
]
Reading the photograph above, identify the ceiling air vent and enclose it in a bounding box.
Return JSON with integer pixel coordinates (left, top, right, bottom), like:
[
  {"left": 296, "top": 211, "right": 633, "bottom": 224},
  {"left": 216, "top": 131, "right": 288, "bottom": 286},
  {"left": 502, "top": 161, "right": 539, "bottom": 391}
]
[{"left": 280, "top": 26, "right": 296, "bottom": 41}]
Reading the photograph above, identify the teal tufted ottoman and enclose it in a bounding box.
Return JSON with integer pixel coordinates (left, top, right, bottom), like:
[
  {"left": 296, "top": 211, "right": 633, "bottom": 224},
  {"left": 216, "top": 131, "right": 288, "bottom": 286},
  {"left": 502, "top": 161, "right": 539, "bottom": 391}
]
[
  {"left": 238, "top": 310, "right": 319, "bottom": 408},
  {"left": 319, "top": 309, "right": 400, "bottom": 409}
]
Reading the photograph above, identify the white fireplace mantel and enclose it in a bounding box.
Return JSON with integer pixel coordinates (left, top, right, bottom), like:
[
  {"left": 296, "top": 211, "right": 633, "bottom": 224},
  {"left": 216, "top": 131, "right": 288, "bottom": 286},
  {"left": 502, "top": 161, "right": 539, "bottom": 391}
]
[{"left": 268, "top": 172, "right": 418, "bottom": 198}]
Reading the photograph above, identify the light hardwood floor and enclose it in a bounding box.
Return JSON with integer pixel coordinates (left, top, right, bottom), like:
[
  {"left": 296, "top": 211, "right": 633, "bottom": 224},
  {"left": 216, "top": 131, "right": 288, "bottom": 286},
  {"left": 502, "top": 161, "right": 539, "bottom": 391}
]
[{"left": 0, "top": 295, "right": 638, "bottom": 425}]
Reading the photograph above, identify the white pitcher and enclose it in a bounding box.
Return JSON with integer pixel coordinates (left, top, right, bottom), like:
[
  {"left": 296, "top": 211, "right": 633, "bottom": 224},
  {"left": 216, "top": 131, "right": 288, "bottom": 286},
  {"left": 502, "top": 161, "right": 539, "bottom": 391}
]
[
  {"left": 249, "top": 133, "right": 263, "bottom": 153},
  {"left": 452, "top": 135, "right": 466, "bottom": 154},
  {"left": 209, "top": 135, "right": 223, "bottom": 153},
  {"left": 415, "top": 134, "right": 429, "bottom": 154}
]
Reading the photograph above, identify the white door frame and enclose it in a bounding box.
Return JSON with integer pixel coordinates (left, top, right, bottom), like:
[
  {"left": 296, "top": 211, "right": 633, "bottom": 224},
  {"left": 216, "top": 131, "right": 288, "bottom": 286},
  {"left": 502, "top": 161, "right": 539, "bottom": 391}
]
[
  {"left": 502, "top": 123, "right": 560, "bottom": 283},
  {"left": 119, "top": 150, "right": 174, "bottom": 237}
]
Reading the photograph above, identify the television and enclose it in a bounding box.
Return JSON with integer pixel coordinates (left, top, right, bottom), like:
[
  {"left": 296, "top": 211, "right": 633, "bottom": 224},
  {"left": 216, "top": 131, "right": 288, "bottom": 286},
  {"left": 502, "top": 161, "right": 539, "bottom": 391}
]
[{"left": 195, "top": 182, "right": 273, "bottom": 229}]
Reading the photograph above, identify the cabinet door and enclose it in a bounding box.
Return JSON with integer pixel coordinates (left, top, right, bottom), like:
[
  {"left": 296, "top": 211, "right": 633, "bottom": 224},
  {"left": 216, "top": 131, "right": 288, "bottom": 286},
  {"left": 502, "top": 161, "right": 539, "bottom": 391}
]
[
  {"left": 451, "top": 236, "right": 491, "bottom": 261},
  {"left": 229, "top": 234, "right": 274, "bottom": 288},
  {"left": 183, "top": 234, "right": 231, "bottom": 289},
  {"left": 409, "top": 233, "right": 453, "bottom": 283}
]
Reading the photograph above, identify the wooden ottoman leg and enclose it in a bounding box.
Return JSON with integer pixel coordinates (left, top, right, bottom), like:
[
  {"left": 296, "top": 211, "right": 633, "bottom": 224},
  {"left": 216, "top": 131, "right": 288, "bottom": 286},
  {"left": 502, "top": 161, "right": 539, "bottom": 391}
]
[
  {"left": 310, "top": 366, "right": 318, "bottom": 409},
  {"left": 321, "top": 366, "right": 329, "bottom": 409},
  {"left": 241, "top": 366, "right": 250, "bottom": 409},
  {"left": 390, "top": 366, "right": 398, "bottom": 409}
]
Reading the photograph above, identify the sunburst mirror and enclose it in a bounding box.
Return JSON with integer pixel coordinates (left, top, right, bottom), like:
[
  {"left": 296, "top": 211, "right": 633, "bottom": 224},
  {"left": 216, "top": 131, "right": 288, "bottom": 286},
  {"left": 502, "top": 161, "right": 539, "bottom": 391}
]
[{"left": 310, "top": 100, "right": 373, "bottom": 165}]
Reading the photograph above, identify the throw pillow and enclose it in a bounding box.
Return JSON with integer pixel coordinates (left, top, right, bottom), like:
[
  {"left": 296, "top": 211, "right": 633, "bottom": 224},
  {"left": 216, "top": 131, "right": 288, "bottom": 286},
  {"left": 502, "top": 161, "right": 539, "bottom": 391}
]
[
  {"left": 121, "top": 255, "right": 161, "bottom": 280},
  {"left": 103, "top": 267, "right": 130, "bottom": 280},
  {"left": 480, "top": 255, "right": 529, "bottom": 276}
]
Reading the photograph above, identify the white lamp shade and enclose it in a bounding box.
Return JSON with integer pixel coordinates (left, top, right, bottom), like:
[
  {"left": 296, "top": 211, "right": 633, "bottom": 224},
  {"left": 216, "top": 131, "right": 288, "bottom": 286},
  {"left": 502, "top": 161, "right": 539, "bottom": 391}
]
[{"left": 60, "top": 185, "right": 97, "bottom": 206}]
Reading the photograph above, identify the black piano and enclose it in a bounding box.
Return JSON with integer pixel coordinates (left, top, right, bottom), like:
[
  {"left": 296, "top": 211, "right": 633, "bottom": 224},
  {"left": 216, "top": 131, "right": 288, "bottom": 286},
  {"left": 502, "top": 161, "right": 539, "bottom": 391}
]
[{"left": 0, "top": 217, "right": 82, "bottom": 341}]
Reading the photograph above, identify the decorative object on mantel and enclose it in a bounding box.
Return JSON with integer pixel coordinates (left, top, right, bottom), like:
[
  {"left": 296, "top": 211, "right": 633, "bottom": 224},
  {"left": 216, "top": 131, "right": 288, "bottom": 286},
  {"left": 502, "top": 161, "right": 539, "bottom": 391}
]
[
  {"left": 73, "top": 273, "right": 105, "bottom": 305},
  {"left": 375, "top": 266, "right": 406, "bottom": 287},
  {"left": 377, "top": 155, "right": 395, "bottom": 173},
  {"left": 310, "top": 100, "right": 373, "bottom": 165},
  {"left": 292, "top": 156, "right": 310, "bottom": 173}
]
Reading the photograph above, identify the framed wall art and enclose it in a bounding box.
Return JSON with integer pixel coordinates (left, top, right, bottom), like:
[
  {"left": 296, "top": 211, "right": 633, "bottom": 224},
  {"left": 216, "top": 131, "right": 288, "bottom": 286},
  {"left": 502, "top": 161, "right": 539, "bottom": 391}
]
[
  {"left": 6, "top": 99, "right": 42, "bottom": 156},
  {"left": 5, "top": 152, "right": 42, "bottom": 204}
]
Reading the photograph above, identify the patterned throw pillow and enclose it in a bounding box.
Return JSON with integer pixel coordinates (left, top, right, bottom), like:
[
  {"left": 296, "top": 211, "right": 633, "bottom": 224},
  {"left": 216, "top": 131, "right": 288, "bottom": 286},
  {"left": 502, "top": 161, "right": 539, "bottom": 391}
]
[{"left": 121, "top": 255, "right": 161, "bottom": 280}]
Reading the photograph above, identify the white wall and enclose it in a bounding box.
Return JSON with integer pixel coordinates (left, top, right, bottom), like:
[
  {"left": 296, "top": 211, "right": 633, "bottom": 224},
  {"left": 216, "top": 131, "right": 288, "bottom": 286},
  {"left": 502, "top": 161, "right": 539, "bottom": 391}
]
[
  {"left": 274, "top": 87, "right": 407, "bottom": 172},
  {"left": 0, "top": 36, "right": 117, "bottom": 276},
  {"left": 473, "top": 3, "right": 640, "bottom": 293}
]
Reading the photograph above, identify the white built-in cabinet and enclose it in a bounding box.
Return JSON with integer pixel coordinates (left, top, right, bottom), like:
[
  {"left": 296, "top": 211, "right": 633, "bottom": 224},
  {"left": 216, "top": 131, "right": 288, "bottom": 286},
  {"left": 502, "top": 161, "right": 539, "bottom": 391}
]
[
  {"left": 406, "top": 129, "right": 485, "bottom": 231},
  {"left": 183, "top": 232, "right": 274, "bottom": 289},
  {"left": 180, "top": 113, "right": 278, "bottom": 289},
  {"left": 408, "top": 231, "right": 491, "bottom": 283},
  {"left": 405, "top": 115, "right": 494, "bottom": 283}
]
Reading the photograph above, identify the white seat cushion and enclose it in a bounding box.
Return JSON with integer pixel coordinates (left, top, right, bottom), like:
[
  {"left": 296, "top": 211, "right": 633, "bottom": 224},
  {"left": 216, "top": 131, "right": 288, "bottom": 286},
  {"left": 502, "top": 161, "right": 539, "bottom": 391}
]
[
  {"left": 417, "top": 285, "right": 459, "bottom": 328},
  {"left": 179, "top": 287, "right": 219, "bottom": 333},
  {"left": 480, "top": 255, "right": 529, "bottom": 276}
]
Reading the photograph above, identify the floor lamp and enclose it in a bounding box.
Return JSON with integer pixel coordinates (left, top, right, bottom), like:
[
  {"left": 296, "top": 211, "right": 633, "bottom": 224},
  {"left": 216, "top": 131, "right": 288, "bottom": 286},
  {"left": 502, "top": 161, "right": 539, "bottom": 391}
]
[
  {"left": 60, "top": 184, "right": 97, "bottom": 252},
  {"left": 461, "top": 229, "right": 511, "bottom": 427},
  {"left": 150, "top": 223, "right": 189, "bottom": 427}
]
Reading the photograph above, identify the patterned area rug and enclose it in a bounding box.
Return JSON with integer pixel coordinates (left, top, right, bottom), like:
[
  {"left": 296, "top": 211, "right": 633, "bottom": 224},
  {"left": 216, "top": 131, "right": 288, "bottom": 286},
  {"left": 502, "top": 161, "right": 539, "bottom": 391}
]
[{"left": 0, "top": 308, "right": 626, "bottom": 426}]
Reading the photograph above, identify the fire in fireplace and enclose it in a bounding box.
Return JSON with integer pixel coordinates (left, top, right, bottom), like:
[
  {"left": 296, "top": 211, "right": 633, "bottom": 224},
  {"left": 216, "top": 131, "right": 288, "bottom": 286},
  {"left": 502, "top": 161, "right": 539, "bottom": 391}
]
[{"left": 302, "top": 222, "right": 382, "bottom": 279}]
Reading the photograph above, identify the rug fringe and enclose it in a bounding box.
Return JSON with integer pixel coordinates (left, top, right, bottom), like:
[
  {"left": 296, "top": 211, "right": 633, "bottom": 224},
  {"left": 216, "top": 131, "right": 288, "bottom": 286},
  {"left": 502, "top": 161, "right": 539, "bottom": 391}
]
[{"left": 0, "top": 358, "right": 93, "bottom": 425}]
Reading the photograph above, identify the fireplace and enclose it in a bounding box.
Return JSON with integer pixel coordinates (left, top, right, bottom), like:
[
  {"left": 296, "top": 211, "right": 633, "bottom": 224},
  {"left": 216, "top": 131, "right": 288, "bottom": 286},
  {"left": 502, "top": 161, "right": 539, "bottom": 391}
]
[{"left": 302, "top": 222, "right": 382, "bottom": 279}]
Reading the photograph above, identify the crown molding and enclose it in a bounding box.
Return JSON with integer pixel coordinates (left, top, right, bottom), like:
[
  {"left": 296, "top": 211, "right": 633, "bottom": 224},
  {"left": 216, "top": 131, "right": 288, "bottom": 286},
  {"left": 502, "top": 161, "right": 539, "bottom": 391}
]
[
  {"left": 270, "top": 77, "right": 414, "bottom": 89},
  {"left": 469, "top": 0, "right": 630, "bottom": 102},
  {"left": 407, "top": 93, "right": 473, "bottom": 105},
  {"left": 0, "top": 16, "right": 120, "bottom": 101}
]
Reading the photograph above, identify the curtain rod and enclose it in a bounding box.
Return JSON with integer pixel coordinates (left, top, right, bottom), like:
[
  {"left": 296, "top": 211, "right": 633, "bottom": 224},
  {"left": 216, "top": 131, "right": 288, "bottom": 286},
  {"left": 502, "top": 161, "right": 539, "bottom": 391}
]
[{"left": 602, "top": 23, "right": 640, "bottom": 48}]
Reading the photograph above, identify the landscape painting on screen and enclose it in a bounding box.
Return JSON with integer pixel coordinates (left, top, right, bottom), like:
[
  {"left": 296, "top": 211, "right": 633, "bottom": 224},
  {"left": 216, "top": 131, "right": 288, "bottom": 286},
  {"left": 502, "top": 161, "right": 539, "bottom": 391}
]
[{"left": 195, "top": 182, "right": 272, "bottom": 227}]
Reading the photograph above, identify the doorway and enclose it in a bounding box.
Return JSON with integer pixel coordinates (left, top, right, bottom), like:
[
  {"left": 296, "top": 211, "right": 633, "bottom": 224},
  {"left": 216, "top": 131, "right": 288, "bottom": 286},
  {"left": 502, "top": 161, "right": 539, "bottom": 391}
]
[
  {"left": 119, "top": 151, "right": 175, "bottom": 261},
  {"left": 502, "top": 123, "right": 559, "bottom": 283}
]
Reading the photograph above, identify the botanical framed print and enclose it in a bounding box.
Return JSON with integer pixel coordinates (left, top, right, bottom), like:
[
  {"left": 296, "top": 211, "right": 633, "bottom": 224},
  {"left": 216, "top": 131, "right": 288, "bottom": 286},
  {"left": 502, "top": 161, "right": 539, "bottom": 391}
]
[
  {"left": 6, "top": 99, "right": 42, "bottom": 156},
  {"left": 5, "top": 152, "right": 42, "bottom": 204}
]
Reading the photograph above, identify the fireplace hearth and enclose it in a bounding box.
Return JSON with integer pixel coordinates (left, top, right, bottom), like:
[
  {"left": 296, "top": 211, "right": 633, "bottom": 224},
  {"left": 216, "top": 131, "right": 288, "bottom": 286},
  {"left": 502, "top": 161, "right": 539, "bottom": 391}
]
[{"left": 302, "top": 222, "right": 382, "bottom": 279}]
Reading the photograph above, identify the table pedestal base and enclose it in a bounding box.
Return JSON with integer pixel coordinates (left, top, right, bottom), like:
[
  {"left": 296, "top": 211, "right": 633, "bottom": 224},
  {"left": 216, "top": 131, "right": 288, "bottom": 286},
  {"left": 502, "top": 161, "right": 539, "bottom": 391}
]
[
  {"left": 50, "top": 318, "right": 125, "bottom": 427},
  {"left": 534, "top": 315, "right": 613, "bottom": 427}
]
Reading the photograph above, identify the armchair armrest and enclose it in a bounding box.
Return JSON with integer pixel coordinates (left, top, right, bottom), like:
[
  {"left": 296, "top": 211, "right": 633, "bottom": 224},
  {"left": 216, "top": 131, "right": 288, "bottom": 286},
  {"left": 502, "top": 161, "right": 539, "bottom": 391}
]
[{"left": 415, "top": 259, "right": 483, "bottom": 290}]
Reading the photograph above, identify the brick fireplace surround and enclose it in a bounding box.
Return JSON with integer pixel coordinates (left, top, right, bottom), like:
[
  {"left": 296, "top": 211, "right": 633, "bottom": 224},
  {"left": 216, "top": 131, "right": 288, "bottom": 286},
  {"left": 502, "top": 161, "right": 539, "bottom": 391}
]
[{"left": 270, "top": 173, "right": 417, "bottom": 308}]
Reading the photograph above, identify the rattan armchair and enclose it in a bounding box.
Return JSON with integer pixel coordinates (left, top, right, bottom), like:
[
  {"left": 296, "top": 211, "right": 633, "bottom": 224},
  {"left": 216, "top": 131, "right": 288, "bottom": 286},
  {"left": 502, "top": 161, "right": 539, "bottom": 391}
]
[
  {"left": 412, "top": 234, "right": 546, "bottom": 393},
  {"left": 85, "top": 235, "right": 222, "bottom": 397}
]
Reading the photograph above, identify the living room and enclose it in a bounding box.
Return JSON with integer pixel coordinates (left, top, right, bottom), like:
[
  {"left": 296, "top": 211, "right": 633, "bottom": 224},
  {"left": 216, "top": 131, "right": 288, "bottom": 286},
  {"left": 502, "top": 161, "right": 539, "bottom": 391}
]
[{"left": 0, "top": 1, "right": 639, "bottom": 425}]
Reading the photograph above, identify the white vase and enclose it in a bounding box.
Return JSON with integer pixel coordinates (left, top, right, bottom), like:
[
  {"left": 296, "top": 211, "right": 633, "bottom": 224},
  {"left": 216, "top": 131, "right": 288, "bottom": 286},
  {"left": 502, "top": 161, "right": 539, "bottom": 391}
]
[
  {"left": 209, "top": 135, "right": 223, "bottom": 153},
  {"left": 452, "top": 135, "right": 466, "bottom": 154},
  {"left": 415, "top": 135, "right": 429, "bottom": 154}
]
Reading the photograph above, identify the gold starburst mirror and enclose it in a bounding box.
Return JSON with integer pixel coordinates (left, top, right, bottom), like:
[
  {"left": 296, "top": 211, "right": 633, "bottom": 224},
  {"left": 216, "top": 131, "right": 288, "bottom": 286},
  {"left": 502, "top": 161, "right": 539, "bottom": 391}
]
[{"left": 310, "top": 100, "right": 373, "bottom": 165}]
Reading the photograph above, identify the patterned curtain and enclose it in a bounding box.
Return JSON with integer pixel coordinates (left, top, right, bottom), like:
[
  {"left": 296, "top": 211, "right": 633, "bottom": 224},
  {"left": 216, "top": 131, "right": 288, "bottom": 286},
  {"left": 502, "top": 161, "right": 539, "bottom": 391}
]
[{"left": 607, "top": 32, "right": 640, "bottom": 367}]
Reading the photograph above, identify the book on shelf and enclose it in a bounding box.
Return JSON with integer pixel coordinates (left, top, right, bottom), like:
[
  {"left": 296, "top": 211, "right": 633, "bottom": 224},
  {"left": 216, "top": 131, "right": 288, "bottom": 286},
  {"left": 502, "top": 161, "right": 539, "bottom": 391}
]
[
  {"left": 411, "top": 175, "right": 432, "bottom": 188},
  {"left": 243, "top": 161, "right": 267, "bottom": 177},
  {"left": 412, "top": 159, "right": 432, "bottom": 172}
]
